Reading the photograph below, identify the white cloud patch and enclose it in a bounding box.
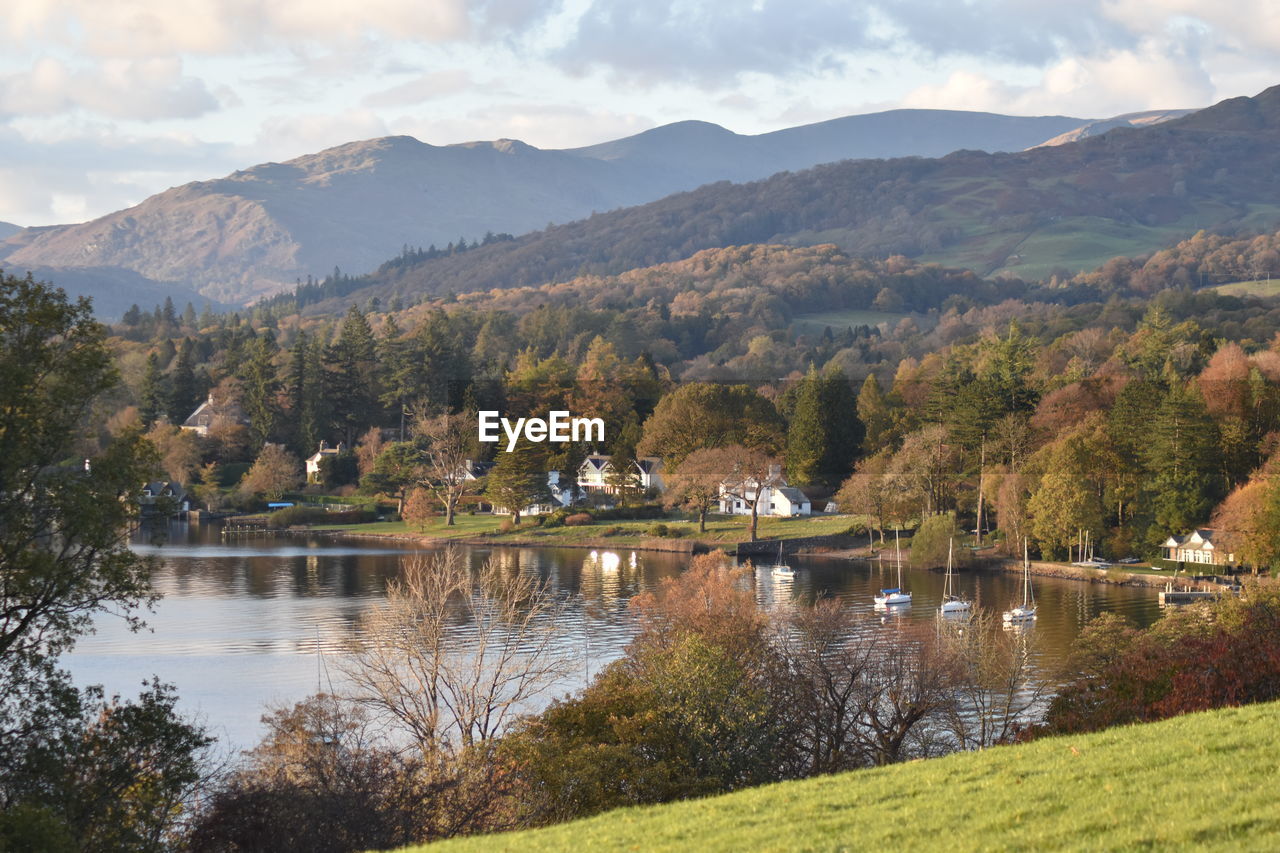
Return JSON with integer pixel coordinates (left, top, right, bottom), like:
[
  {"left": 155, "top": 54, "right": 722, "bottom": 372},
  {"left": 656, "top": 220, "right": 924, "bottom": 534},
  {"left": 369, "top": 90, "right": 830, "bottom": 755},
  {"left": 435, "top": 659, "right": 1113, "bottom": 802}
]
[
  {"left": 902, "top": 34, "right": 1215, "bottom": 117},
  {"left": 362, "top": 70, "right": 474, "bottom": 108},
  {"left": 556, "top": 0, "right": 879, "bottom": 86},
  {"left": 0, "top": 57, "right": 220, "bottom": 121}
]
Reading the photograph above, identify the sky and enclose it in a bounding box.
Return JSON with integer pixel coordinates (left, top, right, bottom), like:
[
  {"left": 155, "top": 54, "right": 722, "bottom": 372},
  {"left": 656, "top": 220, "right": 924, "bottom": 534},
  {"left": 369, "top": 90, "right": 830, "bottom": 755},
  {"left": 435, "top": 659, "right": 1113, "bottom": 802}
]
[{"left": 1, "top": 0, "right": 1278, "bottom": 227}]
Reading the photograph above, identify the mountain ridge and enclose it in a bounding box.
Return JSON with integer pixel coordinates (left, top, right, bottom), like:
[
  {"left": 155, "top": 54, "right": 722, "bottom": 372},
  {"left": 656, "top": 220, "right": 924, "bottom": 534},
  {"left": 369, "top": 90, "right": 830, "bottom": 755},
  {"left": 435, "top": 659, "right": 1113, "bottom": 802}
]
[{"left": 0, "top": 107, "right": 1191, "bottom": 307}]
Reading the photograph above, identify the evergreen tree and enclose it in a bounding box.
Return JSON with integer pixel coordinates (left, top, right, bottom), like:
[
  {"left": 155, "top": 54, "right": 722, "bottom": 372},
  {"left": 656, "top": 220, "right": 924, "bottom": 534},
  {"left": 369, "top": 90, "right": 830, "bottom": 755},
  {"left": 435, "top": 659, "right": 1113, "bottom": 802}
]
[
  {"left": 604, "top": 416, "right": 644, "bottom": 505},
  {"left": 122, "top": 304, "right": 142, "bottom": 327},
  {"left": 1144, "top": 382, "right": 1220, "bottom": 540},
  {"left": 167, "top": 337, "right": 200, "bottom": 423},
  {"left": 138, "top": 351, "right": 167, "bottom": 427},
  {"left": 785, "top": 366, "right": 825, "bottom": 486},
  {"left": 486, "top": 439, "right": 549, "bottom": 525},
  {"left": 326, "top": 306, "right": 379, "bottom": 445},
  {"left": 786, "top": 367, "right": 862, "bottom": 487},
  {"left": 239, "top": 334, "right": 281, "bottom": 447}
]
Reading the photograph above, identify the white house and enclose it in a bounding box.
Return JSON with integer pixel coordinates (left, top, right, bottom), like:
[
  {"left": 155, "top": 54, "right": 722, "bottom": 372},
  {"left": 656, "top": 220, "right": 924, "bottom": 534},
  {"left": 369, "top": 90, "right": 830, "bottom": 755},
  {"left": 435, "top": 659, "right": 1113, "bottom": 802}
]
[
  {"left": 305, "top": 441, "right": 344, "bottom": 483},
  {"left": 576, "top": 454, "right": 664, "bottom": 495},
  {"left": 718, "top": 477, "right": 812, "bottom": 517},
  {"left": 490, "top": 470, "right": 575, "bottom": 517},
  {"left": 180, "top": 393, "right": 249, "bottom": 436},
  {"left": 1163, "top": 529, "right": 1236, "bottom": 567}
]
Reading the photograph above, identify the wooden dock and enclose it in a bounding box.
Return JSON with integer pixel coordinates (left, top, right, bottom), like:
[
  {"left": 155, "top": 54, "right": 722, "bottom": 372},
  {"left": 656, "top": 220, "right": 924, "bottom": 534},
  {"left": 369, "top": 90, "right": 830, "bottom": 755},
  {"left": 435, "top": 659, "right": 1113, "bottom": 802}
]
[{"left": 1159, "top": 588, "right": 1230, "bottom": 606}]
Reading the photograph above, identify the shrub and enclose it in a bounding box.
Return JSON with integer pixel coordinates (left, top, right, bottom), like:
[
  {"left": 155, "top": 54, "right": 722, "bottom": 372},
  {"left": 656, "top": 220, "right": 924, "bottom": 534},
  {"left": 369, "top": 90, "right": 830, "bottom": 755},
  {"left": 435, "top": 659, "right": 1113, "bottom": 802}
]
[
  {"left": 498, "top": 518, "right": 516, "bottom": 533},
  {"left": 268, "top": 505, "right": 376, "bottom": 527},
  {"left": 564, "top": 513, "right": 593, "bottom": 527},
  {"left": 648, "top": 523, "right": 670, "bottom": 537},
  {"left": 601, "top": 525, "right": 625, "bottom": 537},
  {"left": 592, "top": 505, "right": 666, "bottom": 521}
]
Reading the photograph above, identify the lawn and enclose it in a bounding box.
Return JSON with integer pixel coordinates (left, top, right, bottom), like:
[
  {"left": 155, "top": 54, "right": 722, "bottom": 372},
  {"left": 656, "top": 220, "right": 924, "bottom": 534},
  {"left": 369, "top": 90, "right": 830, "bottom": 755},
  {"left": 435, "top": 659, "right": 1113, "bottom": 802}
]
[
  {"left": 400, "top": 701, "right": 1280, "bottom": 852},
  {"left": 310, "top": 512, "right": 863, "bottom": 547},
  {"left": 791, "top": 309, "right": 907, "bottom": 336},
  {"left": 1213, "top": 279, "right": 1280, "bottom": 298}
]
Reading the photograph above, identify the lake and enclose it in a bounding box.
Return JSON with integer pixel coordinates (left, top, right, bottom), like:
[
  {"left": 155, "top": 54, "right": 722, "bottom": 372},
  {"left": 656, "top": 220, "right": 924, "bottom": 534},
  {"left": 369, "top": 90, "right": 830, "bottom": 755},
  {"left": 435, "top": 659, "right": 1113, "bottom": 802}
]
[{"left": 62, "top": 521, "right": 1165, "bottom": 750}]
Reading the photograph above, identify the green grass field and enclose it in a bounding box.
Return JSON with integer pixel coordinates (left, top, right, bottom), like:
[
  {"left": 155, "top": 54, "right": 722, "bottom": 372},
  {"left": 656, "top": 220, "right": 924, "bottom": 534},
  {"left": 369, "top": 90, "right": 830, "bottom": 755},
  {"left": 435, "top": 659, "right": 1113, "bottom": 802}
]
[
  {"left": 400, "top": 702, "right": 1280, "bottom": 852},
  {"left": 1213, "top": 279, "right": 1280, "bottom": 298},
  {"left": 310, "top": 512, "right": 862, "bottom": 547},
  {"left": 791, "top": 309, "right": 907, "bottom": 336}
]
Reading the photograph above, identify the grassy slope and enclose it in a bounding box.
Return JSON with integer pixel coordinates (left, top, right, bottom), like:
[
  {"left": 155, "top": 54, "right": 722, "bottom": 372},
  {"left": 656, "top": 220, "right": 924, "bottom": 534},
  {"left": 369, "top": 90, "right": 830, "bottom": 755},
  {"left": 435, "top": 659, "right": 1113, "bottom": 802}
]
[
  {"left": 311, "top": 513, "right": 862, "bottom": 546},
  {"left": 403, "top": 702, "right": 1280, "bottom": 852},
  {"left": 1214, "top": 279, "right": 1280, "bottom": 298}
]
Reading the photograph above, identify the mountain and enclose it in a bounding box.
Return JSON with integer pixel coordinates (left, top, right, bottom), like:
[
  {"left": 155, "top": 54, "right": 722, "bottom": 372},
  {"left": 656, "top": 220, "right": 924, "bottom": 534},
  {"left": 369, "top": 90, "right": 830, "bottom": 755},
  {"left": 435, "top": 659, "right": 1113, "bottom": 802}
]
[
  {"left": 1032, "top": 109, "right": 1197, "bottom": 147},
  {"left": 0, "top": 108, "right": 1137, "bottom": 306},
  {"left": 19, "top": 266, "right": 222, "bottom": 321},
  {"left": 0, "top": 221, "right": 19, "bottom": 241},
  {"left": 300, "top": 85, "right": 1280, "bottom": 311}
]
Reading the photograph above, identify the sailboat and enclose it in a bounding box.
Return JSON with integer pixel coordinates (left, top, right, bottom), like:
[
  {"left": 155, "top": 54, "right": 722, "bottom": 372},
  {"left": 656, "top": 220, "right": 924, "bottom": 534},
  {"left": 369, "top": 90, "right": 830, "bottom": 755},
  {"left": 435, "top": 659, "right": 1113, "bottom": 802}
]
[
  {"left": 874, "top": 529, "right": 912, "bottom": 606},
  {"left": 771, "top": 540, "right": 795, "bottom": 577},
  {"left": 1003, "top": 539, "right": 1037, "bottom": 623},
  {"left": 940, "top": 538, "right": 972, "bottom": 614}
]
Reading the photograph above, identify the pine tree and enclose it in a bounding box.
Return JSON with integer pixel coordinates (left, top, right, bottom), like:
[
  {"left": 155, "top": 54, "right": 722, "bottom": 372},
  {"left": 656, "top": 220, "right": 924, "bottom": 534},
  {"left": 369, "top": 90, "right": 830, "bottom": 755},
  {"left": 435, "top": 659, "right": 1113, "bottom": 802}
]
[
  {"left": 326, "top": 305, "right": 379, "bottom": 445},
  {"left": 785, "top": 366, "right": 826, "bottom": 486},
  {"left": 240, "top": 334, "right": 281, "bottom": 447},
  {"left": 139, "top": 351, "right": 167, "bottom": 427},
  {"left": 604, "top": 416, "right": 644, "bottom": 505},
  {"left": 486, "top": 439, "right": 549, "bottom": 524},
  {"left": 167, "top": 337, "right": 200, "bottom": 423}
]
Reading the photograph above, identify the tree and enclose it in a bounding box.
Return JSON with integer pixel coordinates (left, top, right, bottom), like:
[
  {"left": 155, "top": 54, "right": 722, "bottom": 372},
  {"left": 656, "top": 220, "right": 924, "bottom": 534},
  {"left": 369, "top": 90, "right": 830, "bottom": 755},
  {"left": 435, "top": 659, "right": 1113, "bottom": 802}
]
[
  {"left": 167, "top": 337, "right": 201, "bottom": 423},
  {"left": 239, "top": 334, "right": 281, "bottom": 448},
  {"left": 342, "top": 549, "right": 572, "bottom": 754},
  {"left": 663, "top": 448, "right": 730, "bottom": 532},
  {"left": 240, "top": 443, "right": 302, "bottom": 501},
  {"left": 1027, "top": 428, "right": 1106, "bottom": 559},
  {"left": 637, "top": 383, "right": 783, "bottom": 468},
  {"left": 485, "top": 438, "right": 549, "bottom": 525},
  {"left": 603, "top": 416, "right": 644, "bottom": 506},
  {"left": 857, "top": 373, "right": 894, "bottom": 455},
  {"left": 326, "top": 306, "right": 380, "bottom": 446},
  {"left": 884, "top": 425, "right": 957, "bottom": 520},
  {"left": 699, "top": 445, "right": 783, "bottom": 542},
  {"left": 783, "top": 367, "right": 862, "bottom": 487},
  {"left": 415, "top": 412, "right": 479, "bottom": 526},
  {"left": 138, "top": 351, "right": 167, "bottom": 428},
  {"left": 835, "top": 450, "right": 893, "bottom": 541},
  {"left": 0, "top": 273, "right": 201, "bottom": 845}
]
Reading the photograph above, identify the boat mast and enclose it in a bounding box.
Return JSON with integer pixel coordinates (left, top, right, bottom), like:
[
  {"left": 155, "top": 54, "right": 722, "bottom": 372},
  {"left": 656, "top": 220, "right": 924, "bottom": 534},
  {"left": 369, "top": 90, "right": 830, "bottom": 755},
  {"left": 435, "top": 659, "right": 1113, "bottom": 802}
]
[{"left": 895, "top": 528, "right": 902, "bottom": 589}]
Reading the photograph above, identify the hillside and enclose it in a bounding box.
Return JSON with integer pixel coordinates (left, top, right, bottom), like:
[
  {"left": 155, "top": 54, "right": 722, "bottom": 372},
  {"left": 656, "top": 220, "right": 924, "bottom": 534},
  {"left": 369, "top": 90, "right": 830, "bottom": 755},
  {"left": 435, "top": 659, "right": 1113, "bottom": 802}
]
[
  {"left": 0, "top": 109, "right": 1130, "bottom": 306},
  {"left": 309, "top": 85, "right": 1280, "bottom": 311},
  {"left": 410, "top": 702, "right": 1280, "bottom": 852}
]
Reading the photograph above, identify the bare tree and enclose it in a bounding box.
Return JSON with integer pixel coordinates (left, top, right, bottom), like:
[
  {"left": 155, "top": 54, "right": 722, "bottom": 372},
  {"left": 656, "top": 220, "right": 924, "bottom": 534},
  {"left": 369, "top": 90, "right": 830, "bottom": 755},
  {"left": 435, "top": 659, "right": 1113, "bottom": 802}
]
[
  {"left": 704, "top": 445, "right": 783, "bottom": 541},
  {"left": 662, "top": 448, "right": 730, "bottom": 532},
  {"left": 939, "top": 609, "right": 1050, "bottom": 750},
  {"left": 342, "top": 548, "right": 573, "bottom": 755},
  {"left": 413, "top": 412, "right": 478, "bottom": 526}
]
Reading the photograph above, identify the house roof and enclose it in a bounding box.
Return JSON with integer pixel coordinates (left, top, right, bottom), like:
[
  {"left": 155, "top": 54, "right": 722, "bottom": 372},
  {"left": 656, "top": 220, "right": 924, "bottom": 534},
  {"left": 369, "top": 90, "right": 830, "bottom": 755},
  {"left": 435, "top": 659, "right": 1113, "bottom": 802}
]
[
  {"left": 182, "top": 394, "right": 248, "bottom": 428},
  {"left": 775, "top": 487, "right": 809, "bottom": 504}
]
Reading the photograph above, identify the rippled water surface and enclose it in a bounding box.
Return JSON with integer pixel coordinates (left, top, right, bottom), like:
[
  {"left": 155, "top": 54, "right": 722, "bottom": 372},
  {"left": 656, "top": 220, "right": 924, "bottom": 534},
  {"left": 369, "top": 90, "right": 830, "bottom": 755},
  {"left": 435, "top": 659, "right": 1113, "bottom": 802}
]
[{"left": 63, "top": 522, "right": 1164, "bottom": 749}]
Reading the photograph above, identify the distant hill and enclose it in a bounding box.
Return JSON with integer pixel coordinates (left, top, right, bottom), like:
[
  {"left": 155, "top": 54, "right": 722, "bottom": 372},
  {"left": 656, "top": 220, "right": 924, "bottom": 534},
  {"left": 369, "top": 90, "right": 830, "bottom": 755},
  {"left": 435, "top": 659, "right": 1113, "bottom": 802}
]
[
  {"left": 0, "top": 221, "right": 20, "bottom": 240},
  {"left": 10, "top": 266, "right": 222, "bottom": 321},
  {"left": 303, "top": 86, "right": 1279, "bottom": 311},
  {"left": 1030, "top": 109, "right": 1197, "bottom": 147},
  {"left": 0, "top": 108, "right": 1146, "bottom": 306}
]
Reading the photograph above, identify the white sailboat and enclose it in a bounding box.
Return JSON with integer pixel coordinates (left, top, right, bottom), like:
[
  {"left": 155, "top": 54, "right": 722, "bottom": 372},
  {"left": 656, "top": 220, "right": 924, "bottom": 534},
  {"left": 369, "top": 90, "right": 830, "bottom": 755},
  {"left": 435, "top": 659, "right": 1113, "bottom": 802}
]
[
  {"left": 874, "top": 529, "right": 911, "bottom": 606},
  {"left": 940, "top": 538, "right": 972, "bottom": 614},
  {"left": 1003, "top": 539, "right": 1037, "bottom": 623},
  {"left": 771, "top": 540, "right": 795, "bottom": 577}
]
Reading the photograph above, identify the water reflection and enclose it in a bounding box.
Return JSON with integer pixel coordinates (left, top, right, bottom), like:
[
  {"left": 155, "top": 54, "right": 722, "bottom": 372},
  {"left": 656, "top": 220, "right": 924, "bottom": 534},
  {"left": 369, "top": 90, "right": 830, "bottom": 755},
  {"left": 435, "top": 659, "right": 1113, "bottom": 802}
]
[{"left": 62, "top": 523, "right": 1163, "bottom": 750}]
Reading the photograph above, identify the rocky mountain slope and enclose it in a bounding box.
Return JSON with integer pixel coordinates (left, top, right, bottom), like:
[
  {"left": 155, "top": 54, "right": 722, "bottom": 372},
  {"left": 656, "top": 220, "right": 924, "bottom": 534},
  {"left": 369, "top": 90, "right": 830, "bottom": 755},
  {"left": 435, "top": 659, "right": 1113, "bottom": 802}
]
[{"left": 0, "top": 108, "right": 1174, "bottom": 306}]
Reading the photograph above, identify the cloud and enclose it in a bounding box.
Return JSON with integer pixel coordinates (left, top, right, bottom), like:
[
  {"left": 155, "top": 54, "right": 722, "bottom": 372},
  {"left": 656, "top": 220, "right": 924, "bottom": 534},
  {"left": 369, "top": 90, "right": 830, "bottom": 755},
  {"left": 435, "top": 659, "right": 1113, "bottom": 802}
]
[
  {"left": 0, "top": 57, "right": 220, "bottom": 121},
  {"left": 556, "top": 0, "right": 879, "bottom": 86},
  {"left": 362, "top": 70, "right": 474, "bottom": 108},
  {"left": 0, "top": 123, "right": 240, "bottom": 224},
  {"left": 2, "top": 0, "right": 562, "bottom": 60},
  {"left": 901, "top": 33, "right": 1215, "bottom": 118}
]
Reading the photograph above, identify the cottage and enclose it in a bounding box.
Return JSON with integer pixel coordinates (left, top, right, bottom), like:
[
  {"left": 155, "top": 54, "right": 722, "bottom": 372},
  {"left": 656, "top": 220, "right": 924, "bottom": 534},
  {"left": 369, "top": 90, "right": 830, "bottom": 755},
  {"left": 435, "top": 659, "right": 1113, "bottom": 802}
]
[
  {"left": 718, "top": 477, "right": 812, "bottom": 517},
  {"left": 1162, "top": 529, "right": 1236, "bottom": 567},
  {"left": 576, "top": 454, "right": 664, "bottom": 495},
  {"left": 139, "top": 480, "right": 190, "bottom": 515},
  {"left": 180, "top": 393, "right": 249, "bottom": 436},
  {"left": 305, "top": 441, "right": 344, "bottom": 483}
]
